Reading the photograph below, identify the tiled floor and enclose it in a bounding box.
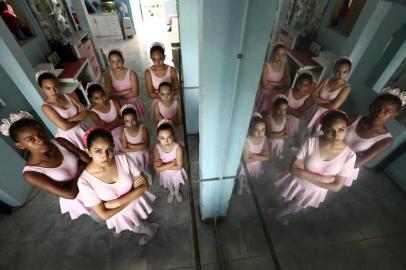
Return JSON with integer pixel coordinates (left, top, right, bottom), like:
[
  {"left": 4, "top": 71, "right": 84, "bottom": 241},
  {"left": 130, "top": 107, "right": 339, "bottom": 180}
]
[{"left": 225, "top": 136, "right": 406, "bottom": 270}]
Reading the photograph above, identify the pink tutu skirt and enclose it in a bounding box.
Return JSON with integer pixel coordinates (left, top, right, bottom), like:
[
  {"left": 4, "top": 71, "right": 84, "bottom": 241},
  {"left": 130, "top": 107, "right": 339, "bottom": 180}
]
[
  {"left": 344, "top": 168, "right": 360, "bottom": 187},
  {"left": 238, "top": 161, "right": 263, "bottom": 178},
  {"left": 111, "top": 126, "right": 123, "bottom": 153},
  {"left": 158, "top": 168, "right": 187, "bottom": 189},
  {"left": 119, "top": 96, "right": 145, "bottom": 121},
  {"left": 255, "top": 89, "right": 277, "bottom": 114},
  {"left": 287, "top": 115, "right": 300, "bottom": 137},
  {"left": 106, "top": 191, "right": 156, "bottom": 233},
  {"left": 275, "top": 173, "right": 328, "bottom": 208},
  {"left": 304, "top": 104, "right": 327, "bottom": 134},
  {"left": 60, "top": 192, "right": 90, "bottom": 220},
  {"left": 269, "top": 138, "right": 284, "bottom": 158},
  {"left": 57, "top": 123, "right": 86, "bottom": 150},
  {"left": 126, "top": 150, "right": 152, "bottom": 173}
]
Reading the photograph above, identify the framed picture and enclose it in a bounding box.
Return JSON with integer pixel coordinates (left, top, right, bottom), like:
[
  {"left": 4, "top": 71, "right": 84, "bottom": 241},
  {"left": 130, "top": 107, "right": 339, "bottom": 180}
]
[{"left": 329, "top": 0, "right": 366, "bottom": 36}]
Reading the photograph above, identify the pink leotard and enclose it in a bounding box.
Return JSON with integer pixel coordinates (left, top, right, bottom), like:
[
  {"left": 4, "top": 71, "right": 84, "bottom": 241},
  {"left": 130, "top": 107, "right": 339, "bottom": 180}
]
[
  {"left": 91, "top": 99, "right": 123, "bottom": 152},
  {"left": 78, "top": 154, "right": 155, "bottom": 233},
  {"left": 45, "top": 94, "right": 86, "bottom": 150},
  {"left": 344, "top": 115, "right": 392, "bottom": 186},
  {"left": 110, "top": 69, "right": 145, "bottom": 120},
  {"left": 275, "top": 136, "right": 356, "bottom": 208},
  {"left": 23, "top": 140, "right": 89, "bottom": 219}
]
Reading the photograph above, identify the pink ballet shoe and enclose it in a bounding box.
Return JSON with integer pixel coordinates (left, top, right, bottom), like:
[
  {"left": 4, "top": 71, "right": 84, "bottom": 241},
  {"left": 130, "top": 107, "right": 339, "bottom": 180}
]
[
  {"left": 175, "top": 191, "right": 183, "bottom": 202},
  {"left": 138, "top": 223, "right": 159, "bottom": 246},
  {"left": 167, "top": 192, "right": 175, "bottom": 203}
]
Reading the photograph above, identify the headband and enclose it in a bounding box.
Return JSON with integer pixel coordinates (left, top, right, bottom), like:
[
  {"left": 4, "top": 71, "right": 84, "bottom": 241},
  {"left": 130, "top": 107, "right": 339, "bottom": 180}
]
[
  {"left": 85, "top": 82, "right": 101, "bottom": 94},
  {"left": 272, "top": 94, "right": 288, "bottom": 103},
  {"left": 150, "top": 41, "right": 165, "bottom": 51},
  {"left": 380, "top": 87, "right": 406, "bottom": 106},
  {"left": 252, "top": 112, "right": 263, "bottom": 118},
  {"left": 318, "top": 109, "right": 349, "bottom": 126},
  {"left": 1, "top": 111, "right": 34, "bottom": 136},
  {"left": 120, "top": 104, "right": 138, "bottom": 116},
  {"left": 35, "top": 70, "right": 52, "bottom": 83},
  {"left": 157, "top": 119, "right": 173, "bottom": 128},
  {"left": 82, "top": 126, "right": 108, "bottom": 147}
]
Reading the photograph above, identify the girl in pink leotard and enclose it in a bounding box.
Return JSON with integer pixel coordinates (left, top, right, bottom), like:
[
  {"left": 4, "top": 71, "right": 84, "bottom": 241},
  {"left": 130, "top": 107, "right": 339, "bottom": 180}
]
[
  {"left": 153, "top": 121, "right": 187, "bottom": 203},
  {"left": 145, "top": 43, "right": 181, "bottom": 117},
  {"left": 344, "top": 94, "right": 402, "bottom": 186},
  {"left": 1, "top": 112, "right": 90, "bottom": 220},
  {"left": 104, "top": 50, "right": 145, "bottom": 120},
  {"left": 87, "top": 83, "right": 123, "bottom": 153},
  {"left": 269, "top": 110, "right": 356, "bottom": 225},
  {"left": 255, "top": 44, "right": 291, "bottom": 114},
  {"left": 38, "top": 71, "right": 88, "bottom": 150},
  {"left": 266, "top": 96, "right": 289, "bottom": 159},
  {"left": 78, "top": 127, "right": 157, "bottom": 244},
  {"left": 120, "top": 104, "right": 152, "bottom": 178},
  {"left": 237, "top": 113, "right": 270, "bottom": 195},
  {"left": 154, "top": 82, "right": 184, "bottom": 145},
  {"left": 304, "top": 58, "right": 352, "bottom": 134}
]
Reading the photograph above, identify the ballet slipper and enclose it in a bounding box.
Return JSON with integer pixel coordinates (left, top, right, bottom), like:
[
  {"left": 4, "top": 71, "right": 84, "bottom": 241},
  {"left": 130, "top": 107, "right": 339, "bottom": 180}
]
[{"left": 138, "top": 223, "right": 159, "bottom": 246}]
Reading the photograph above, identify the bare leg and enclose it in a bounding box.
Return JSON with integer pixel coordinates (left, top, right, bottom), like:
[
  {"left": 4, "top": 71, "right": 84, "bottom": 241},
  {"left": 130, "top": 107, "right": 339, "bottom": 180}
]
[
  {"left": 167, "top": 185, "right": 175, "bottom": 203},
  {"left": 237, "top": 177, "right": 245, "bottom": 195},
  {"left": 174, "top": 184, "right": 183, "bottom": 202}
]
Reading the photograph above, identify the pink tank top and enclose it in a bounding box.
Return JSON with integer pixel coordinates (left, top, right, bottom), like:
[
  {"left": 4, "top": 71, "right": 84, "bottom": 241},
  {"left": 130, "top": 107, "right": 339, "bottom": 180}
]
[
  {"left": 158, "top": 100, "right": 177, "bottom": 119},
  {"left": 345, "top": 116, "right": 392, "bottom": 153},
  {"left": 269, "top": 115, "right": 286, "bottom": 132},
  {"left": 149, "top": 66, "right": 171, "bottom": 90},
  {"left": 110, "top": 69, "right": 132, "bottom": 91},
  {"left": 156, "top": 143, "right": 179, "bottom": 163},
  {"left": 124, "top": 125, "right": 144, "bottom": 144},
  {"left": 247, "top": 137, "right": 266, "bottom": 155},
  {"left": 267, "top": 62, "right": 284, "bottom": 82},
  {"left": 91, "top": 100, "right": 117, "bottom": 123},
  {"left": 23, "top": 140, "right": 78, "bottom": 181},
  {"left": 287, "top": 88, "right": 309, "bottom": 109},
  {"left": 48, "top": 94, "right": 78, "bottom": 119},
  {"left": 319, "top": 79, "right": 347, "bottom": 101}
]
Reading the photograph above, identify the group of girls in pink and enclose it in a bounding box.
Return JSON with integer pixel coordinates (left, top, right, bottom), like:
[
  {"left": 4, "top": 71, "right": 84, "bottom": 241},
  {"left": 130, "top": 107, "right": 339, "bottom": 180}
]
[
  {"left": 240, "top": 43, "right": 403, "bottom": 225},
  {"left": 0, "top": 42, "right": 187, "bottom": 242}
]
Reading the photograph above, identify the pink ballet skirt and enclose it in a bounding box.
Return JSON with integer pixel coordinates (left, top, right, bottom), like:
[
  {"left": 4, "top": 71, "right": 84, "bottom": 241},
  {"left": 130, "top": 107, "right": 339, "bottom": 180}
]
[
  {"left": 255, "top": 62, "right": 284, "bottom": 114},
  {"left": 275, "top": 136, "right": 356, "bottom": 208},
  {"left": 110, "top": 69, "right": 145, "bottom": 120},
  {"left": 91, "top": 100, "right": 123, "bottom": 152},
  {"left": 148, "top": 66, "right": 173, "bottom": 117},
  {"left": 238, "top": 137, "right": 266, "bottom": 178},
  {"left": 287, "top": 89, "right": 309, "bottom": 137},
  {"left": 157, "top": 100, "right": 184, "bottom": 144},
  {"left": 123, "top": 126, "right": 151, "bottom": 172},
  {"left": 155, "top": 143, "right": 187, "bottom": 188},
  {"left": 267, "top": 115, "right": 286, "bottom": 158},
  {"left": 78, "top": 154, "right": 156, "bottom": 233},
  {"left": 46, "top": 94, "right": 87, "bottom": 150},
  {"left": 23, "top": 140, "right": 90, "bottom": 219},
  {"left": 344, "top": 115, "right": 392, "bottom": 186}
]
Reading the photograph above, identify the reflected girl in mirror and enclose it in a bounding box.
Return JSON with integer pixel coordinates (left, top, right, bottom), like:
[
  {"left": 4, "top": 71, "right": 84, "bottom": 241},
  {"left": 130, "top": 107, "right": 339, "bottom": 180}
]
[
  {"left": 266, "top": 96, "right": 289, "bottom": 159},
  {"left": 304, "top": 58, "right": 352, "bottom": 135},
  {"left": 344, "top": 93, "right": 402, "bottom": 187},
  {"left": 237, "top": 113, "right": 270, "bottom": 195},
  {"left": 255, "top": 44, "right": 291, "bottom": 115},
  {"left": 269, "top": 110, "right": 356, "bottom": 225}
]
